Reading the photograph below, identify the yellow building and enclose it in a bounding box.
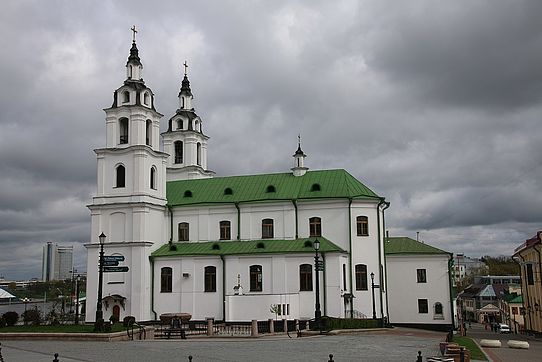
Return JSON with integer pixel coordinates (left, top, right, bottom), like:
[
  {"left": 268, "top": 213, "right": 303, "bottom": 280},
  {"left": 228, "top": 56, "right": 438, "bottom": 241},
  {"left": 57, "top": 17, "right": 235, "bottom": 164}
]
[{"left": 513, "top": 231, "right": 542, "bottom": 335}]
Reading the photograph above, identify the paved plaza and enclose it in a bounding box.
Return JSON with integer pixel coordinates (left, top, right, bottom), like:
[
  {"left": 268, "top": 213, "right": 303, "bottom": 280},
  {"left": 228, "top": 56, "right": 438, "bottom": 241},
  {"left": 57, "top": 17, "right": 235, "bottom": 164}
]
[{"left": 0, "top": 329, "right": 444, "bottom": 362}]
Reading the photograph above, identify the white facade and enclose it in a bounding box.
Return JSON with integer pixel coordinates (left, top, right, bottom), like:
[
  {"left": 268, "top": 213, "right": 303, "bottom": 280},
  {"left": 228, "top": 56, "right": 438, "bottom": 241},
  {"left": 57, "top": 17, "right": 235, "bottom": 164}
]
[
  {"left": 386, "top": 252, "right": 453, "bottom": 330},
  {"left": 85, "top": 37, "right": 389, "bottom": 323}
]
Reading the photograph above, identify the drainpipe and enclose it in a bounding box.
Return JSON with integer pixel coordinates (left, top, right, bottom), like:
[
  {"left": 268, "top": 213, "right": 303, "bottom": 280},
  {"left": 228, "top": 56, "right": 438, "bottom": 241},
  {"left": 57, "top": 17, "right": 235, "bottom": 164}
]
[
  {"left": 149, "top": 256, "right": 157, "bottom": 320},
  {"left": 221, "top": 255, "right": 226, "bottom": 322},
  {"left": 447, "top": 255, "right": 455, "bottom": 330},
  {"left": 291, "top": 199, "right": 298, "bottom": 239},
  {"left": 322, "top": 253, "right": 327, "bottom": 316},
  {"left": 380, "top": 200, "right": 390, "bottom": 322},
  {"left": 535, "top": 244, "right": 541, "bottom": 332},
  {"left": 167, "top": 205, "right": 174, "bottom": 250},
  {"left": 235, "top": 203, "right": 240, "bottom": 240},
  {"left": 347, "top": 198, "right": 353, "bottom": 318}
]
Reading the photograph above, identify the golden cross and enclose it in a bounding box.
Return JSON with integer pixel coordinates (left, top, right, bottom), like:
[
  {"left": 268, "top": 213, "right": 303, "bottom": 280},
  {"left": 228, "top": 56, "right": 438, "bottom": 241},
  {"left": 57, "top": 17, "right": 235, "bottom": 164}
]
[
  {"left": 131, "top": 25, "right": 137, "bottom": 42},
  {"left": 183, "top": 61, "right": 188, "bottom": 76}
]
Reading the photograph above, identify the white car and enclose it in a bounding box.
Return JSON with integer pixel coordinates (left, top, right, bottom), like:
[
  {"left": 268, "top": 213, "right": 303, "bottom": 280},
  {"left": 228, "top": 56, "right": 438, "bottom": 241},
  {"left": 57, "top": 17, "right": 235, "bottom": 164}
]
[{"left": 499, "top": 324, "right": 511, "bottom": 333}]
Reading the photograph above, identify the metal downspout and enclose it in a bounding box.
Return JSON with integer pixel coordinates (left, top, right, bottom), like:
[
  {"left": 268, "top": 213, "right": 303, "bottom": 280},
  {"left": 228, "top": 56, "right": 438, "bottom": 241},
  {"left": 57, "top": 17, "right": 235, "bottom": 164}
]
[
  {"left": 221, "top": 255, "right": 226, "bottom": 322},
  {"left": 381, "top": 200, "right": 390, "bottom": 322},
  {"left": 167, "top": 205, "right": 174, "bottom": 248},
  {"left": 292, "top": 199, "right": 298, "bottom": 239},
  {"left": 235, "top": 203, "right": 240, "bottom": 240},
  {"left": 348, "top": 198, "right": 353, "bottom": 318},
  {"left": 149, "top": 256, "right": 157, "bottom": 320},
  {"left": 535, "top": 244, "right": 541, "bottom": 332},
  {"left": 376, "top": 198, "right": 385, "bottom": 323},
  {"left": 322, "top": 253, "right": 327, "bottom": 316}
]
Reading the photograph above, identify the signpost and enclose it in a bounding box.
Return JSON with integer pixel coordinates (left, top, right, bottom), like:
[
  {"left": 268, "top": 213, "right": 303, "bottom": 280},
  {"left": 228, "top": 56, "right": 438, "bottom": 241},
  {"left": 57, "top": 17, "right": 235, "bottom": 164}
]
[
  {"left": 103, "top": 266, "right": 129, "bottom": 273},
  {"left": 103, "top": 255, "right": 125, "bottom": 262}
]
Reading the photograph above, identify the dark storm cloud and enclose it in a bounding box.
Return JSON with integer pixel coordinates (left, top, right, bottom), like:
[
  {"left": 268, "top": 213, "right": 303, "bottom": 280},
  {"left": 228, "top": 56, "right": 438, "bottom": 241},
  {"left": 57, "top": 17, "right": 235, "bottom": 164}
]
[{"left": 1, "top": 0, "right": 541, "bottom": 279}]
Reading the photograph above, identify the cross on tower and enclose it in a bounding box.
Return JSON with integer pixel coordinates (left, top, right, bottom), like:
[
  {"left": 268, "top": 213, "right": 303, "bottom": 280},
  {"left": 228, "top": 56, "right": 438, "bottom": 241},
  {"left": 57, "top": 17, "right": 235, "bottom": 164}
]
[
  {"left": 183, "top": 61, "right": 188, "bottom": 76},
  {"left": 131, "top": 25, "right": 138, "bottom": 42}
]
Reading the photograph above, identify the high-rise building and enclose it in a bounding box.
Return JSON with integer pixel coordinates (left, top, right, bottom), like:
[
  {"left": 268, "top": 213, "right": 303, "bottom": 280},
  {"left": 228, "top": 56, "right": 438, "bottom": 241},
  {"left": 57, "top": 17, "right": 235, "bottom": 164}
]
[{"left": 42, "top": 242, "right": 74, "bottom": 281}]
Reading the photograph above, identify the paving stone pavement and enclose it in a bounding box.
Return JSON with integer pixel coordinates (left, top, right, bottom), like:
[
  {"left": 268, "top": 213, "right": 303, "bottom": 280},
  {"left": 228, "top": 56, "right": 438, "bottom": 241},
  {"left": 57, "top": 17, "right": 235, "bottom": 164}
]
[{"left": 0, "top": 329, "right": 444, "bottom": 362}]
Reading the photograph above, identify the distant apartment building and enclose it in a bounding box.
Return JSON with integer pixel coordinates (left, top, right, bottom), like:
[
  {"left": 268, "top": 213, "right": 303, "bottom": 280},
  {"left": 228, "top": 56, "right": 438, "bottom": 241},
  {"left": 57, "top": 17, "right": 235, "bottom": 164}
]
[
  {"left": 474, "top": 275, "right": 521, "bottom": 285},
  {"left": 42, "top": 242, "right": 73, "bottom": 281},
  {"left": 453, "top": 254, "right": 487, "bottom": 286}
]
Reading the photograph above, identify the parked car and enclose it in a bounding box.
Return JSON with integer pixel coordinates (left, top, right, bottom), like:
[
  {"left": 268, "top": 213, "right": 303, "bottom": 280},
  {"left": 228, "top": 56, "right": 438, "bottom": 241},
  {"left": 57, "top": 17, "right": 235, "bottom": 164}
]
[{"left": 499, "top": 324, "right": 510, "bottom": 333}]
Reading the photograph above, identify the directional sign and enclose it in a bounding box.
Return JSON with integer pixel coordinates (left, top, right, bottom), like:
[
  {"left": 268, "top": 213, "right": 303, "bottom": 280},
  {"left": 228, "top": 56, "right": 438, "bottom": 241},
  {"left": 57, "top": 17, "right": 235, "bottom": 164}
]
[
  {"left": 103, "top": 266, "right": 129, "bottom": 273},
  {"left": 315, "top": 261, "right": 325, "bottom": 271},
  {"left": 103, "top": 255, "right": 125, "bottom": 262},
  {"left": 102, "top": 260, "right": 119, "bottom": 267}
]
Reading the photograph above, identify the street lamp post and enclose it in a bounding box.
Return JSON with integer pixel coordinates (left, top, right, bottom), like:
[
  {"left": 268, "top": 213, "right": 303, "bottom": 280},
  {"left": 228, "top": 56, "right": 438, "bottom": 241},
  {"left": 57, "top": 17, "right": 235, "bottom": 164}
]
[
  {"left": 370, "top": 272, "right": 377, "bottom": 319},
  {"left": 313, "top": 238, "right": 322, "bottom": 321},
  {"left": 75, "top": 274, "right": 80, "bottom": 325},
  {"left": 94, "top": 232, "right": 106, "bottom": 331}
]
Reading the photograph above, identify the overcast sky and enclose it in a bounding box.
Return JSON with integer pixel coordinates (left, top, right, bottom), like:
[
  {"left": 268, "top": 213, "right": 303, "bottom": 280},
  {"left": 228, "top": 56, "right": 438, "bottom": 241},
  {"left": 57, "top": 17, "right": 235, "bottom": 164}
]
[{"left": 1, "top": 0, "right": 541, "bottom": 280}]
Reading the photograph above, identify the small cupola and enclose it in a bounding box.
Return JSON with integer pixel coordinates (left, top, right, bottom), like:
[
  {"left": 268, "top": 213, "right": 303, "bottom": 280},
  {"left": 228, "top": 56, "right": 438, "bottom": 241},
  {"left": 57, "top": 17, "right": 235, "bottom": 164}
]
[
  {"left": 291, "top": 135, "right": 308, "bottom": 177},
  {"left": 178, "top": 61, "right": 194, "bottom": 110},
  {"left": 126, "top": 26, "right": 143, "bottom": 81}
]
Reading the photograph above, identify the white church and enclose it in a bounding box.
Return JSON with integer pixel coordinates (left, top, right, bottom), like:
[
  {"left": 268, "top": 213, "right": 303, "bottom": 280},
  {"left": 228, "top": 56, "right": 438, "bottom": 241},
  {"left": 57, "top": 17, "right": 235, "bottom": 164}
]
[{"left": 85, "top": 34, "right": 391, "bottom": 324}]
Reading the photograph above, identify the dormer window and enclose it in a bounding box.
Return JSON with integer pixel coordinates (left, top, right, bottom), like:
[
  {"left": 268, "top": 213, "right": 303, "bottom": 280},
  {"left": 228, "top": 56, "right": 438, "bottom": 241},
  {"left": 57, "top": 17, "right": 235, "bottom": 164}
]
[
  {"left": 143, "top": 92, "right": 150, "bottom": 106},
  {"left": 184, "top": 190, "right": 192, "bottom": 198},
  {"left": 123, "top": 91, "right": 130, "bottom": 103},
  {"left": 311, "top": 183, "right": 321, "bottom": 192},
  {"left": 266, "top": 185, "right": 276, "bottom": 193},
  {"left": 224, "top": 188, "right": 233, "bottom": 195}
]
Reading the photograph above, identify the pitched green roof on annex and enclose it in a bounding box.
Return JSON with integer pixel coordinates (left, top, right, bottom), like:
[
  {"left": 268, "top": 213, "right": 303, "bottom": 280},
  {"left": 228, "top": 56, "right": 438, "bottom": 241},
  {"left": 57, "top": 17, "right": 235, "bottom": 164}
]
[
  {"left": 385, "top": 237, "right": 451, "bottom": 255},
  {"left": 166, "top": 169, "right": 381, "bottom": 207},
  {"left": 151, "top": 237, "right": 345, "bottom": 258}
]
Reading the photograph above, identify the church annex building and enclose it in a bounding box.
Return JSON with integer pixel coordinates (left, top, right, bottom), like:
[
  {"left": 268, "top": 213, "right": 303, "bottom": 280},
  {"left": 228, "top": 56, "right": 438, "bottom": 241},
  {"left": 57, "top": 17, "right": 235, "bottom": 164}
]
[{"left": 85, "top": 34, "right": 391, "bottom": 324}]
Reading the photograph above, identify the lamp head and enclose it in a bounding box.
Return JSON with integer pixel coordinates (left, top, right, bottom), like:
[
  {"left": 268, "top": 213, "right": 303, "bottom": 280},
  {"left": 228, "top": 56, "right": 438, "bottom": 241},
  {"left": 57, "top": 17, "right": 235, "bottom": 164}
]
[
  {"left": 313, "top": 238, "right": 320, "bottom": 251},
  {"left": 99, "top": 232, "right": 106, "bottom": 245},
  {"left": 370, "top": 272, "right": 374, "bottom": 278}
]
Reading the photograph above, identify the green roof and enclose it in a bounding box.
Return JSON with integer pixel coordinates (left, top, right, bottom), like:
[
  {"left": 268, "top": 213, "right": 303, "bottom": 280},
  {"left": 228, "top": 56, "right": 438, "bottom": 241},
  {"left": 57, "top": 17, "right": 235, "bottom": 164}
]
[
  {"left": 385, "top": 237, "right": 451, "bottom": 255},
  {"left": 151, "top": 237, "right": 345, "bottom": 258},
  {"left": 166, "top": 169, "right": 381, "bottom": 207},
  {"left": 503, "top": 294, "right": 523, "bottom": 304}
]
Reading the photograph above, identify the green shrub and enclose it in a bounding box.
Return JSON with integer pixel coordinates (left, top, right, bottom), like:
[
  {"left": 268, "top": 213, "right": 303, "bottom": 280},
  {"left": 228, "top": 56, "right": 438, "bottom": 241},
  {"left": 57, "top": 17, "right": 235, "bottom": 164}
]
[
  {"left": 0, "top": 316, "right": 6, "bottom": 328},
  {"left": 2, "top": 311, "right": 19, "bottom": 326},
  {"left": 123, "top": 315, "right": 136, "bottom": 327},
  {"left": 109, "top": 314, "right": 119, "bottom": 324},
  {"left": 23, "top": 308, "right": 42, "bottom": 326}
]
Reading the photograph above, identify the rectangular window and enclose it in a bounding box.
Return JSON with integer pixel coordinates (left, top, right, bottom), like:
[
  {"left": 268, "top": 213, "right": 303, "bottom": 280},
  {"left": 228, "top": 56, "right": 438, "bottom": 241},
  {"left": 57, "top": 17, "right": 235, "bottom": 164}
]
[
  {"left": 356, "top": 216, "right": 369, "bottom": 236},
  {"left": 250, "top": 265, "right": 263, "bottom": 292},
  {"left": 512, "top": 307, "right": 518, "bottom": 315},
  {"left": 417, "top": 269, "right": 427, "bottom": 283},
  {"left": 204, "top": 266, "right": 216, "bottom": 292},
  {"left": 160, "top": 267, "right": 172, "bottom": 293},
  {"left": 262, "top": 219, "right": 274, "bottom": 239},
  {"left": 178, "top": 222, "right": 189, "bottom": 241},
  {"left": 220, "top": 221, "right": 231, "bottom": 240},
  {"left": 309, "top": 217, "right": 322, "bottom": 237},
  {"left": 418, "top": 299, "right": 428, "bottom": 314},
  {"left": 526, "top": 264, "right": 534, "bottom": 285},
  {"left": 342, "top": 264, "right": 347, "bottom": 291},
  {"left": 355, "top": 264, "right": 368, "bottom": 291},
  {"left": 299, "top": 264, "right": 313, "bottom": 291}
]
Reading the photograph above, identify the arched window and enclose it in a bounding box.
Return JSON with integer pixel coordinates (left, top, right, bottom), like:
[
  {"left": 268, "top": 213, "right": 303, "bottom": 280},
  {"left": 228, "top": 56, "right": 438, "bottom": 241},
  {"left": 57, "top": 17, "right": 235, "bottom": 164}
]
[
  {"left": 299, "top": 264, "right": 313, "bottom": 291},
  {"left": 249, "top": 265, "right": 263, "bottom": 292},
  {"left": 143, "top": 92, "right": 150, "bottom": 106},
  {"left": 262, "top": 219, "right": 274, "bottom": 239},
  {"left": 220, "top": 221, "right": 231, "bottom": 240},
  {"left": 310, "top": 183, "right": 321, "bottom": 192},
  {"left": 123, "top": 91, "right": 130, "bottom": 103},
  {"left": 146, "top": 120, "right": 152, "bottom": 146},
  {"left": 195, "top": 120, "right": 200, "bottom": 132},
  {"left": 116, "top": 165, "right": 125, "bottom": 188},
  {"left": 197, "top": 142, "right": 202, "bottom": 166},
  {"left": 204, "top": 266, "right": 217, "bottom": 292},
  {"left": 160, "top": 267, "right": 172, "bottom": 293},
  {"left": 150, "top": 166, "right": 156, "bottom": 190},
  {"left": 309, "top": 217, "right": 321, "bottom": 237},
  {"left": 174, "top": 141, "right": 183, "bottom": 164},
  {"left": 178, "top": 222, "right": 189, "bottom": 241},
  {"left": 224, "top": 188, "right": 233, "bottom": 195},
  {"left": 128, "top": 66, "right": 133, "bottom": 78},
  {"left": 266, "top": 185, "right": 276, "bottom": 193},
  {"left": 119, "top": 118, "right": 129, "bottom": 144},
  {"left": 434, "top": 302, "right": 443, "bottom": 317},
  {"left": 356, "top": 216, "right": 369, "bottom": 236},
  {"left": 355, "top": 264, "right": 368, "bottom": 291}
]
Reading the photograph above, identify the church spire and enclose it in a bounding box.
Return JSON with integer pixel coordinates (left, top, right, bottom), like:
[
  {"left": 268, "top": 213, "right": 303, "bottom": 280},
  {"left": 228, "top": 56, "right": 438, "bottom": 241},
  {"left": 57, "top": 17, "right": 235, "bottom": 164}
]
[
  {"left": 291, "top": 135, "right": 308, "bottom": 177},
  {"left": 126, "top": 26, "right": 143, "bottom": 81},
  {"left": 178, "top": 61, "right": 193, "bottom": 109}
]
